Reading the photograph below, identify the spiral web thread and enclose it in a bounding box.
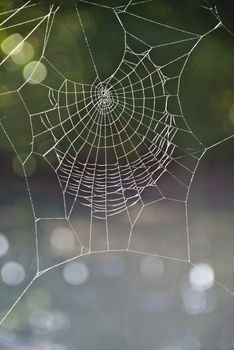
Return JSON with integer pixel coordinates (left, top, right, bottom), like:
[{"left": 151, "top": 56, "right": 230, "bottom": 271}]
[{"left": 0, "top": 0, "right": 234, "bottom": 325}]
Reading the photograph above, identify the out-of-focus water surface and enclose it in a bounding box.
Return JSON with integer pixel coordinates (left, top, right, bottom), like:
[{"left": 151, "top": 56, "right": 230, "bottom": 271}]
[{"left": 0, "top": 143, "right": 233, "bottom": 350}]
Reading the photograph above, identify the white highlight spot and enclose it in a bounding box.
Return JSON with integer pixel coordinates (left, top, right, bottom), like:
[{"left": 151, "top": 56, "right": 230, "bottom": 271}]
[
  {"left": 189, "top": 263, "right": 214, "bottom": 291},
  {"left": 11, "top": 42, "right": 34, "bottom": 65},
  {"left": 0, "top": 234, "right": 9, "bottom": 258},
  {"left": 1, "top": 33, "right": 23, "bottom": 55},
  {"left": 1, "top": 261, "right": 26, "bottom": 286},
  {"left": 182, "top": 288, "right": 207, "bottom": 315},
  {"left": 12, "top": 154, "right": 37, "bottom": 177},
  {"left": 63, "top": 262, "right": 89, "bottom": 286},
  {"left": 23, "top": 61, "right": 47, "bottom": 84},
  {"left": 50, "top": 227, "right": 75, "bottom": 256},
  {"left": 29, "top": 310, "right": 69, "bottom": 334}
]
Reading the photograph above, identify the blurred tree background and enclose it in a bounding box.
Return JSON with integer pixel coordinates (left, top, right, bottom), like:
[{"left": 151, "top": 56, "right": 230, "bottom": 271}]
[{"left": 0, "top": 0, "right": 234, "bottom": 158}]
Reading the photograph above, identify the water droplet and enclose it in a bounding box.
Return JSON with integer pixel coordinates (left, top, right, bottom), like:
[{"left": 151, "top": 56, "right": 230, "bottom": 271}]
[
  {"left": 23, "top": 60, "right": 47, "bottom": 84},
  {"left": 63, "top": 262, "right": 89, "bottom": 286},
  {"left": 1, "top": 261, "right": 26, "bottom": 286},
  {"left": 189, "top": 264, "right": 214, "bottom": 291}
]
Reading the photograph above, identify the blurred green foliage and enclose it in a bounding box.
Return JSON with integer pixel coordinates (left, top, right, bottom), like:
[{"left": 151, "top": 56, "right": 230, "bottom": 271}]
[{"left": 0, "top": 0, "right": 233, "bottom": 160}]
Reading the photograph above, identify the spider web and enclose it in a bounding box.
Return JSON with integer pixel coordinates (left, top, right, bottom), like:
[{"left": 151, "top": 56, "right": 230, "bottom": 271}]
[{"left": 0, "top": 0, "right": 233, "bottom": 328}]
